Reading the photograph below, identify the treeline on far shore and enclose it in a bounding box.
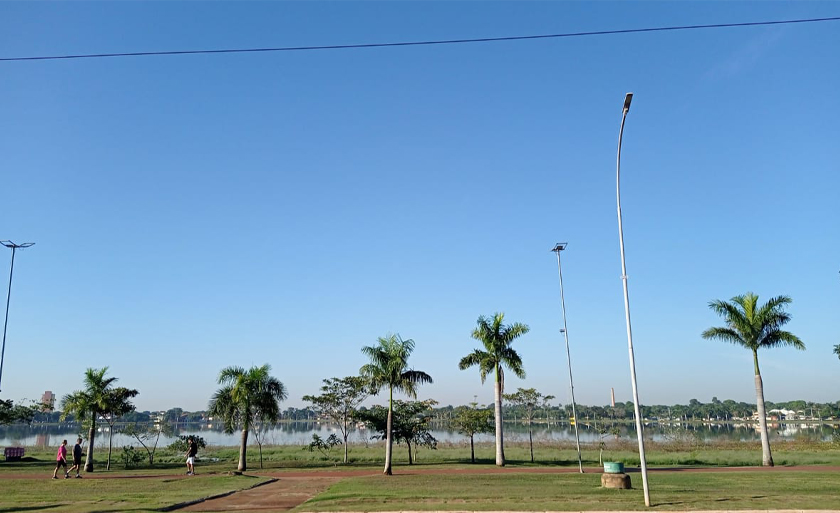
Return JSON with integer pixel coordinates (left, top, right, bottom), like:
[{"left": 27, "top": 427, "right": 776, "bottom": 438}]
[{"left": 18, "top": 397, "right": 840, "bottom": 427}]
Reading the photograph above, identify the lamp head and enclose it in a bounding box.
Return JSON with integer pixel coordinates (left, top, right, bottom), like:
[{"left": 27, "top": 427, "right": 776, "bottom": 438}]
[
  {"left": 1, "top": 241, "right": 35, "bottom": 249},
  {"left": 623, "top": 93, "right": 633, "bottom": 112},
  {"left": 551, "top": 242, "right": 568, "bottom": 253}
]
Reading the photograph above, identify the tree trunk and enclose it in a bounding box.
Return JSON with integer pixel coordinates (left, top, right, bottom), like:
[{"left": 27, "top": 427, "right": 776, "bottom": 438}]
[
  {"left": 384, "top": 386, "right": 393, "bottom": 475},
  {"left": 407, "top": 441, "right": 413, "bottom": 465},
  {"left": 528, "top": 424, "right": 534, "bottom": 463},
  {"left": 258, "top": 440, "right": 263, "bottom": 469},
  {"left": 754, "top": 372, "right": 774, "bottom": 467},
  {"left": 494, "top": 367, "right": 505, "bottom": 467},
  {"left": 470, "top": 434, "right": 475, "bottom": 463},
  {"left": 343, "top": 419, "right": 349, "bottom": 464},
  {"left": 85, "top": 420, "right": 96, "bottom": 472},
  {"left": 107, "top": 426, "right": 113, "bottom": 470},
  {"left": 238, "top": 428, "right": 249, "bottom": 471}
]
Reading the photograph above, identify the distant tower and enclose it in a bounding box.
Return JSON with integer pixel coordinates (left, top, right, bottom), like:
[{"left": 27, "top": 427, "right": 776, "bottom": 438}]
[
  {"left": 611, "top": 388, "right": 616, "bottom": 408},
  {"left": 41, "top": 390, "right": 55, "bottom": 411}
]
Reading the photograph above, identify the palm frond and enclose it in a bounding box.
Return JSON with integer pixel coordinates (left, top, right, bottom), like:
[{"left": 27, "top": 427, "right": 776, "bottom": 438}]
[
  {"left": 218, "top": 366, "right": 246, "bottom": 386},
  {"left": 701, "top": 327, "right": 747, "bottom": 347},
  {"left": 760, "top": 330, "right": 805, "bottom": 351},
  {"left": 458, "top": 350, "right": 487, "bottom": 370}
]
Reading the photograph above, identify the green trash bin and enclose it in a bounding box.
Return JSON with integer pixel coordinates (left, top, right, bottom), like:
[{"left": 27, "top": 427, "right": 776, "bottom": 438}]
[{"left": 603, "top": 462, "right": 624, "bottom": 474}]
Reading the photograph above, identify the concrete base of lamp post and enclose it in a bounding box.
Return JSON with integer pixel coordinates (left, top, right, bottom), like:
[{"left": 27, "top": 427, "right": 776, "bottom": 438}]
[{"left": 601, "top": 472, "right": 632, "bottom": 489}]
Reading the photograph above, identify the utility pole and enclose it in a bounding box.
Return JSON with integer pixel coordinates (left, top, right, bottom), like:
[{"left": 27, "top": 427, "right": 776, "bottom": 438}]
[
  {"left": 551, "top": 242, "right": 583, "bottom": 473},
  {"left": 1, "top": 240, "right": 35, "bottom": 393}
]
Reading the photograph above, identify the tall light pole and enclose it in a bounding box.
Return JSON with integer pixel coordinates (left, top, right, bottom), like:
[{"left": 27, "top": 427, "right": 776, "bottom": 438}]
[
  {"left": 551, "top": 242, "right": 583, "bottom": 473},
  {"left": 615, "top": 93, "right": 651, "bottom": 507},
  {"left": 0, "top": 240, "right": 34, "bottom": 393}
]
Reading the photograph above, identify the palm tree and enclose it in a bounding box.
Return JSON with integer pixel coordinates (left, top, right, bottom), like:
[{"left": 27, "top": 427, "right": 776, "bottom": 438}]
[
  {"left": 60, "top": 367, "right": 136, "bottom": 472},
  {"left": 458, "top": 312, "right": 529, "bottom": 466},
  {"left": 207, "top": 364, "right": 287, "bottom": 471},
  {"left": 360, "top": 334, "right": 433, "bottom": 475},
  {"left": 702, "top": 293, "right": 805, "bottom": 467},
  {"left": 833, "top": 344, "right": 840, "bottom": 361}
]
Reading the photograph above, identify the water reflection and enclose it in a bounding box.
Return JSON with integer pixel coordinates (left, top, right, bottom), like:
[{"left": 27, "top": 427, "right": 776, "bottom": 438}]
[{"left": 1, "top": 421, "right": 836, "bottom": 448}]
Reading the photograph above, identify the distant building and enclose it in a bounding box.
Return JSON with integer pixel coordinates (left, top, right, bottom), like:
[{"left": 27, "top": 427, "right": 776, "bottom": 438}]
[{"left": 41, "top": 390, "right": 56, "bottom": 411}]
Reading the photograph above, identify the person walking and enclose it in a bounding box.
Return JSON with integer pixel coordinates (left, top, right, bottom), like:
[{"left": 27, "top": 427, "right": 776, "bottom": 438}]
[
  {"left": 52, "top": 440, "right": 69, "bottom": 479},
  {"left": 185, "top": 437, "right": 197, "bottom": 475},
  {"left": 68, "top": 437, "right": 84, "bottom": 478}
]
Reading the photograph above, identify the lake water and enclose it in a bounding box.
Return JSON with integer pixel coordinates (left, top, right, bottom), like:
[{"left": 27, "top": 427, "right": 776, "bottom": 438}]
[{"left": 2, "top": 420, "right": 836, "bottom": 449}]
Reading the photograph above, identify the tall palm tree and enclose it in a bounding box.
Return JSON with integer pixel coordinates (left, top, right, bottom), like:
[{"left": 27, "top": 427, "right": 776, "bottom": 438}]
[
  {"left": 360, "top": 334, "right": 432, "bottom": 475},
  {"left": 458, "top": 313, "right": 529, "bottom": 466},
  {"left": 702, "top": 293, "right": 805, "bottom": 467},
  {"left": 207, "top": 364, "right": 287, "bottom": 471},
  {"left": 60, "top": 367, "right": 136, "bottom": 472}
]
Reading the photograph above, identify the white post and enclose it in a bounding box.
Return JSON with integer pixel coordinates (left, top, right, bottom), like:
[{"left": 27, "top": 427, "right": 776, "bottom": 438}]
[
  {"left": 615, "top": 93, "right": 650, "bottom": 507},
  {"left": 553, "top": 245, "right": 583, "bottom": 473}
]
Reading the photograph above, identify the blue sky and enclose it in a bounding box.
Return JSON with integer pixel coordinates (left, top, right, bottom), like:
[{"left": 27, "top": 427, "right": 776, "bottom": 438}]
[{"left": 1, "top": 2, "right": 838, "bottom": 412}]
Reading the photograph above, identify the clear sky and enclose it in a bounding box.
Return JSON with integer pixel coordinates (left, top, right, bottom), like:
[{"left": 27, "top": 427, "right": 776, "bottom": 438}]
[{"left": 1, "top": 2, "right": 838, "bottom": 413}]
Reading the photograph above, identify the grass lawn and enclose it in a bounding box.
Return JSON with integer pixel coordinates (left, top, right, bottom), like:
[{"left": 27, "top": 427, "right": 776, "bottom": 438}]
[
  {"left": 296, "top": 471, "right": 840, "bottom": 511},
  {"left": 0, "top": 474, "right": 271, "bottom": 513}
]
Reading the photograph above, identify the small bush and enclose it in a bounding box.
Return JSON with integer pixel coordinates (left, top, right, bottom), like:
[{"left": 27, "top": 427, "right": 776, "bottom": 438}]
[{"left": 120, "top": 446, "right": 143, "bottom": 469}]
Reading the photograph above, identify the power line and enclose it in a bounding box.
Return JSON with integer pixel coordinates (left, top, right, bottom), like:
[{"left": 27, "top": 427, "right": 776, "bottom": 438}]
[{"left": 2, "top": 15, "right": 839, "bottom": 63}]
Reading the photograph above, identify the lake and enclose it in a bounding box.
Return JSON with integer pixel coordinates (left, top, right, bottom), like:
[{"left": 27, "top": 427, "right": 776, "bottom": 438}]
[{"left": 2, "top": 420, "right": 836, "bottom": 449}]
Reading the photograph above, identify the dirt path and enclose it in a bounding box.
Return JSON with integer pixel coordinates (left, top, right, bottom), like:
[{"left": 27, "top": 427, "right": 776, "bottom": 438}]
[{"left": 180, "top": 476, "right": 339, "bottom": 512}]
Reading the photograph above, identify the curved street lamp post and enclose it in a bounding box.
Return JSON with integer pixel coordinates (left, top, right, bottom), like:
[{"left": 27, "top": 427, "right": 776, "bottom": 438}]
[{"left": 615, "top": 93, "right": 651, "bottom": 507}]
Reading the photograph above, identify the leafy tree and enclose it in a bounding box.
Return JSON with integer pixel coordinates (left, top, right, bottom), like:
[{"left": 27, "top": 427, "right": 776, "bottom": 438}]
[
  {"left": 0, "top": 399, "right": 39, "bottom": 425},
  {"left": 702, "top": 292, "right": 805, "bottom": 466},
  {"left": 164, "top": 407, "right": 184, "bottom": 425},
  {"left": 834, "top": 344, "right": 840, "bottom": 361},
  {"left": 60, "top": 367, "right": 132, "bottom": 472},
  {"left": 103, "top": 387, "right": 139, "bottom": 470},
  {"left": 504, "top": 387, "right": 552, "bottom": 463},
  {"left": 251, "top": 414, "right": 272, "bottom": 469},
  {"left": 451, "top": 404, "right": 493, "bottom": 463},
  {"left": 122, "top": 422, "right": 174, "bottom": 466},
  {"left": 458, "top": 312, "right": 529, "bottom": 466},
  {"left": 303, "top": 376, "right": 370, "bottom": 463},
  {"left": 597, "top": 425, "right": 622, "bottom": 465},
  {"left": 360, "top": 334, "right": 433, "bottom": 475},
  {"left": 207, "top": 364, "right": 287, "bottom": 471},
  {"left": 168, "top": 435, "right": 208, "bottom": 452},
  {"left": 354, "top": 399, "right": 438, "bottom": 465},
  {"left": 308, "top": 433, "right": 341, "bottom": 459}
]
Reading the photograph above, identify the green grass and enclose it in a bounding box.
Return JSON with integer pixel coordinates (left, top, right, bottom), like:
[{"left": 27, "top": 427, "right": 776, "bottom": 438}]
[
  {"left": 296, "top": 471, "right": 840, "bottom": 511},
  {"left": 0, "top": 474, "right": 271, "bottom": 513},
  {"left": 6, "top": 438, "right": 840, "bottom": 474}
]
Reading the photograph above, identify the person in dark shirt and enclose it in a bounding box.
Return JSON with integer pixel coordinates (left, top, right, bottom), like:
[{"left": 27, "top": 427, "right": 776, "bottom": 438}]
[
  {"left": 68, "top": 437, "right": 84, "bottom": 478},
  {"left": 185, "top": 437, "right": 198, "bottom": 475}
]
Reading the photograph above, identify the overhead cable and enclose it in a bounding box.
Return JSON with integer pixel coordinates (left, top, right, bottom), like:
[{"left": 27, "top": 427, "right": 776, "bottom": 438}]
[{"left": 2, "top": 16, "right": 839, "bottom": 63}]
